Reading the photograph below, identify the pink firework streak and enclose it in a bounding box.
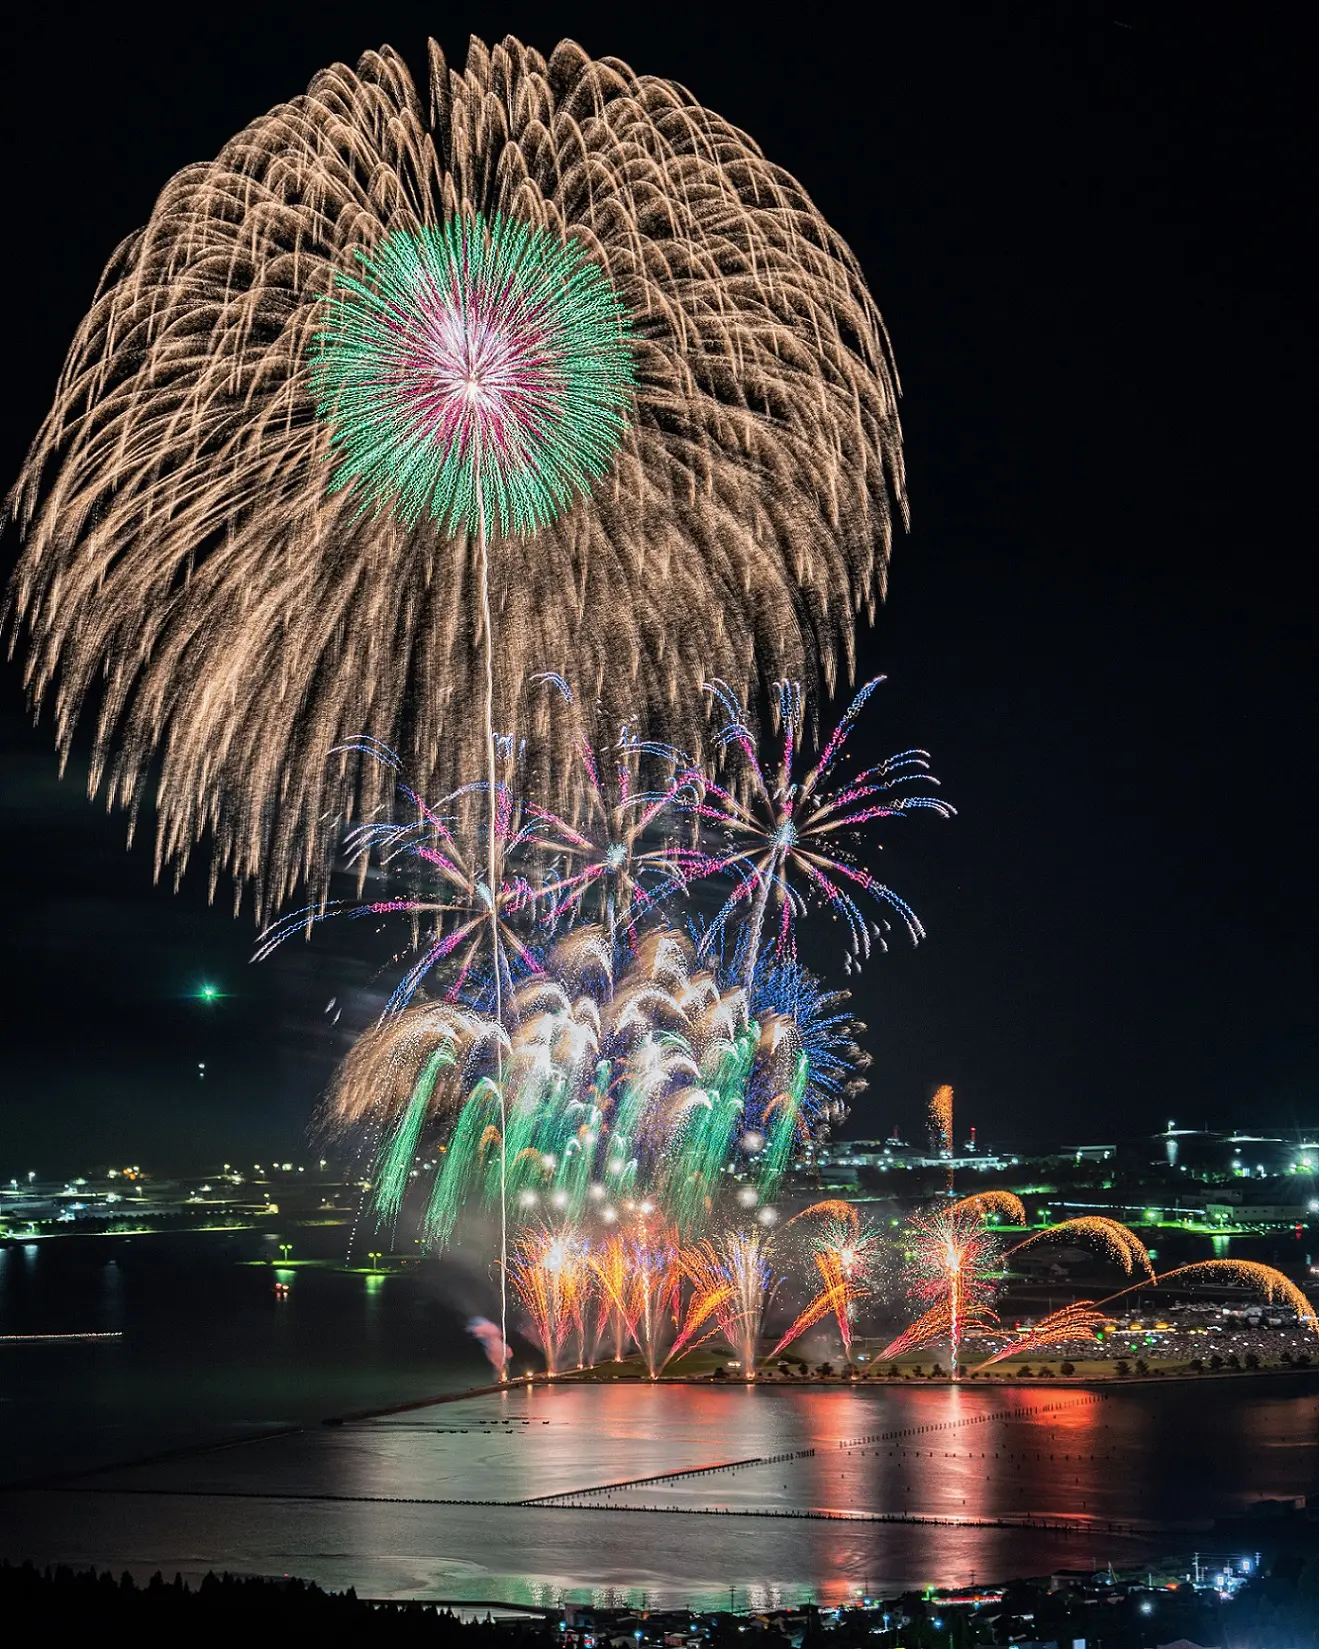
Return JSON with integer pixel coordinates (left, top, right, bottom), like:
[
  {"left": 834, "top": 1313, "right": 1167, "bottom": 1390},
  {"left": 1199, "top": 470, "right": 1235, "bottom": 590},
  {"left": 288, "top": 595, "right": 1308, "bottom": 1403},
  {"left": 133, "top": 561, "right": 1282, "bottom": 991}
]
[{"left": 687, "top": 678, "right": 954, "bottom": 981}]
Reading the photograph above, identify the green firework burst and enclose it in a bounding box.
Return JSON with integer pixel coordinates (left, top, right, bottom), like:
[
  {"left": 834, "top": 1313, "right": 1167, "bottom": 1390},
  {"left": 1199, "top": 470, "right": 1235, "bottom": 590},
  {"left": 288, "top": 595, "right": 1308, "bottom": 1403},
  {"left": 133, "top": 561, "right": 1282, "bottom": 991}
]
[{"left": 310, "top": 212, "right": 634, "bottom": 537}]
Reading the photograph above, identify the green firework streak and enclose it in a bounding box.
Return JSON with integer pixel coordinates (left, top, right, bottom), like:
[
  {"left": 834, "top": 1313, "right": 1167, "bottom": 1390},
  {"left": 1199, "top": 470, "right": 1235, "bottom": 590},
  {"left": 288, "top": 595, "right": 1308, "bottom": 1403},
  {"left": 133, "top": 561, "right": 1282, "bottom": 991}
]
[
  {"left": 373, "top": 1045, "right": 453, "bottom": 1222},
  {"left": 424, "top": 1079, "right": 500, "bottom": 1246},
  {"left": 667, "top": 1031, "right": 758, "bottom": 1231},
  {"left": 757, "top": 1051, "right": 809, "bottom": 1202}
]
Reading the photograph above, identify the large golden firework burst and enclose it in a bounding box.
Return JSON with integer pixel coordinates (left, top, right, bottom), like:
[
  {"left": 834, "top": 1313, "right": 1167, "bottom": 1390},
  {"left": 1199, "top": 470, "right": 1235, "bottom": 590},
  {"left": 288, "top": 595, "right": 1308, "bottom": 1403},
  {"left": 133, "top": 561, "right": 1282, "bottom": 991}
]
[{"left": 7, "top": 36, "right": 905, "bottom": 912}]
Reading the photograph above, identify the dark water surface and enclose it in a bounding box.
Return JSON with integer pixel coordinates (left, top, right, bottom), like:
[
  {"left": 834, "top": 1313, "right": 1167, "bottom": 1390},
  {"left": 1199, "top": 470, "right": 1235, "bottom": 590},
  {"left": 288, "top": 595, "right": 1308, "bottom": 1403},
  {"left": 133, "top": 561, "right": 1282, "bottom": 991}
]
[
  {"left": 0, "top": 1233, "right": 490, "bottom": 1480},
  {"left": 3, "top": 1236, "right": 1318, "bottom": 1605}
]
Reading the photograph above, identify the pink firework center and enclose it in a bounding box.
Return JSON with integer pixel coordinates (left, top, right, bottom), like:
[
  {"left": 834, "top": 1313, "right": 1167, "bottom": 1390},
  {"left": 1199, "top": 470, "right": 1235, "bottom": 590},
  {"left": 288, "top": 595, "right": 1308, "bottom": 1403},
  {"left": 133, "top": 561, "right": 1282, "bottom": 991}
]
[{"left": 396, "top": 279, "right": 561, "bottom": 472}]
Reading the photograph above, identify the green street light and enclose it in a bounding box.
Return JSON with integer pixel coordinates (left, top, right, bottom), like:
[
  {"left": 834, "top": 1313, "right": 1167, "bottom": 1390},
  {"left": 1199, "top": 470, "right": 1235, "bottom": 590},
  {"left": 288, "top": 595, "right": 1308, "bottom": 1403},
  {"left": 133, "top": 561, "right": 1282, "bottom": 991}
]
[{"left": 199, "top": 983, "right": 220, "bottom": 1002}]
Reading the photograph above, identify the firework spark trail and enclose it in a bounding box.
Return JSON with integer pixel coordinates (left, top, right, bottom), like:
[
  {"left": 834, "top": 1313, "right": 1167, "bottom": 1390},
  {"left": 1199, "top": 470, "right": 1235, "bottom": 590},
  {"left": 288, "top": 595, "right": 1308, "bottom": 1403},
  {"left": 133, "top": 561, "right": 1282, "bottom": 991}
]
[
  {"left": 1098, "top": 1259, "right": 1318, "bottom": 1330},
  {"left": 812, "top": 1218, "right": 883, "bottom": 1290},
  {"left": 510, "top": 1224, "right": 779, "bottom": 1377},
  {"left": 9, "top": 35, "right": 906, "bottom": 915},
  {"left": 685, "top": 679, "right": 952, "bottom": 981},
  {"left": 474, "top": 479, "right": 510, "bottom": 1369},
  {"left": 785, "top": 1199, "right": 863, "bottom": 1230},
  {"left": 507, "top": 1227, "right": 593, "bottom": 1374},
  {"left": 589, "top": 1233, "right": 641, "bottom": 1361},
  {"left": 877, "top": 1302, "right": 947, "bottom": 1362},
  {"left": 877, "top": 1298, "right": 998, "bottom": 1363},
  {"left": 764, "top": 1267, "right": 857, "bottom": 1365},
  {"left": 812, "top": 1251, "right": 868, "bottom": 1356},
  {"left": 253, "top": 744, "right": 545, "bottom": 1014},
  {"left": 625, "top": 1226, "right": 682, "bottom": 1379},
  {"left": 667, "top": 1279, "right": 738, "bottom": 1368},
  {"left": 764, "top": 1207, "right": 877, "bottom": 1364},
  {"left": 682, "top": 1232, "right": 777, "bottom": 1372},
  {"left": 719, "top": 1232, "right": 779, "bottom": 1372},
  {"left": 948, "top": 1190, "right": 1026, "bottom": 1226},
  {"left": 973, "top": 1303, "right": 1107, "bottom": 1369},
  {"left": 1005, "top": 1217, "right": 1155, "bottom": 1278},
  {"left": 929, "top": 1084, "right": 954, "bottom": 1152},
  {"left": 520, "top": 677, "right": 702, "bottom": 945},
  {"left": 779, "top": 1203, "right": 884, "bottom": 1358},
  {"left": 901, "top": 1203, "right": 1001, "bottom": 1376}
]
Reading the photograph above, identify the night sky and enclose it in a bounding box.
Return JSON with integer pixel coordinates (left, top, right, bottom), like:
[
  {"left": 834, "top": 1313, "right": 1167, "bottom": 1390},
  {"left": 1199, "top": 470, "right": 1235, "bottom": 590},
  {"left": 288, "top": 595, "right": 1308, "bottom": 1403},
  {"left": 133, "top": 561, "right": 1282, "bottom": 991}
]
[{"left": 1, "top": 3, "right": 1313, "bottom": 1171}]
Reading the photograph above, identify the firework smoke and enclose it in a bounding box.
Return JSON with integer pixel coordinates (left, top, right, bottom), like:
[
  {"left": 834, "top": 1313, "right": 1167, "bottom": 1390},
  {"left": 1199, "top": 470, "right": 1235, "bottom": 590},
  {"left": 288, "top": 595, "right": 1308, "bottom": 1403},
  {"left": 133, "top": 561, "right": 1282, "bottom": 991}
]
[{"left": 467, "top": 1316, "right": 511, "bottom": 1375}]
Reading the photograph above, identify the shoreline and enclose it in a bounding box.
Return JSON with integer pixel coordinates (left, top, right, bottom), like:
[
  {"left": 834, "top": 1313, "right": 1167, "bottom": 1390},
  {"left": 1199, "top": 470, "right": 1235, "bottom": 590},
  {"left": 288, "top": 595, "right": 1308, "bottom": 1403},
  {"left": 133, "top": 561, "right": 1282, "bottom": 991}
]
[
  {"left": 323, "top": 1357, "right": 1319, "bottom": 1424},
  {"left": 549, "top": 1362, "right": 1319, "bottom": 1388}
]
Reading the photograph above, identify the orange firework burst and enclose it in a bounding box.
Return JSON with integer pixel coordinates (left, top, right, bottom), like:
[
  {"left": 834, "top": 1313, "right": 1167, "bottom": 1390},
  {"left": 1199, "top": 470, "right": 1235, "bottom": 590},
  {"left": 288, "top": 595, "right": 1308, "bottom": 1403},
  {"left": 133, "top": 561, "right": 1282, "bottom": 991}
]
[
  {"left": 1006, "top": 1217, "right": 1154, "bottom": 1278},
  {"left": 680, "top": 1235, "right": 774, "bottom": 1372},
  {"left": 785, "top": 1199, "right": 862, "bottom": 1229},
  {"left": 929, "top": 1084, "right": 955, "bottom": 1190},
  {"left": 787, "top": 1198, "right": 884, "bottom": 1283},
  {"left": 682, "top": 1232, "right": 777, "bottom": 1372},
  {"left": 770, "top": 1199, "right": 881, "bottom": 1361},
  {"left": 948, "top": 1190, "right": 1026, "bottom": 1226},
  {"left": 613, "top": 1224, "right": 736, "bottom": 1378},
  {"left": 766, "top": 1249, "right": 866, "bottom": 1363},
  {"left": 507, "top": 1227, "right": 591, "bottom": 1374},
  {"left": 928, "top": 1085, "right": 954, "bottom": 1153},
  {"left": 900, "top": 1202, "right": 1000, "bottom": 1375},
  {"left": 974, "top": 1302, "right": 1107, "bottom": 1369},
  {"left": 1101, "top": 1259, "right": 1317, "bottom": 1330},
  {"left": 589, "top": 1233, "right": 637, "bottom": 1362},
  {"left": 878, "top": 1296, "right": 999, "bottom": 1361},
  {"left": 623, "top": 1227, "right": 681, "bottom": 1378}
]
